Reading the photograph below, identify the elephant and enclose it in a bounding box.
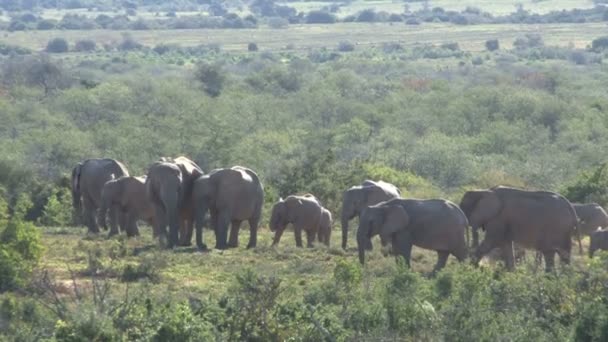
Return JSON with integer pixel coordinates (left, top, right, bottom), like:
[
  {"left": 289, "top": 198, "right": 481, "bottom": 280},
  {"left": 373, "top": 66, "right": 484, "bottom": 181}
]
[
  {"left": 589, "top": 228, "right": 608, "bottom": 258},
  {"left": 99, "top": 176, "right": 156, "bottom": 238},
  {"left": 317, "top": 207, "right": 333, "bottom": 247},
  {"left": 270, "top": 195, "right": 323, "bottom": 248},
  {"left": 341, "top": 180, "right": 400, "bottom": 250},
  {"left": 459, "top": 186, "right": 582, "bottom": 272},
  {"left": 572, "top": 203, "right": 608, "bottom": 236},
  {"left": 193, "top": 166, "right": 264, "bottom": 250},
  {"left": 71, "top": 158, "right": 129, "bottom": 234},
  {"left": 357, "top": 198, "right": 467, "bottom": 273},
  {"left": 145, "top": 156, "right": 203, "bottom": 249}
]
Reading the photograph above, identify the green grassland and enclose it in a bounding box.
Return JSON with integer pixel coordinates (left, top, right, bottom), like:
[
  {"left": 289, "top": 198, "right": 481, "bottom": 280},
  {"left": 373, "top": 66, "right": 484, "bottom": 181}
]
[
  {"left": 41, "top": 225, "right": 591, "bottom": 298},
  {"left": 1, "top": 22, "right": 604, "bottom": 52}
]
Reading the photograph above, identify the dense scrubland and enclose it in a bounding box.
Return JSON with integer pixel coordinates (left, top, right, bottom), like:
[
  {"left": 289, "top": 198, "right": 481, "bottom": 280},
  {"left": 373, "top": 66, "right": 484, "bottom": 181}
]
[{"left": 2, "top": 0, "right": 608, "bottom": 340}]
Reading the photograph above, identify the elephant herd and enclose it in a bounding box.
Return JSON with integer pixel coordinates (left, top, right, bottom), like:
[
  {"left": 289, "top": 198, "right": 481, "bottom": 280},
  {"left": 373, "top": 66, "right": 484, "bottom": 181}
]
[{"left": 71, "top": 157, "right": 608, "bottom": 273}]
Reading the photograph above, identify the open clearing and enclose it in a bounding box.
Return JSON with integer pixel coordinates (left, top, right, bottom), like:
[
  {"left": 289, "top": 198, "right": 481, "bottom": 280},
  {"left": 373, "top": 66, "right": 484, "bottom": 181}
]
[{"left": 2, "top": 22, "right": 605, "bottom": 52}]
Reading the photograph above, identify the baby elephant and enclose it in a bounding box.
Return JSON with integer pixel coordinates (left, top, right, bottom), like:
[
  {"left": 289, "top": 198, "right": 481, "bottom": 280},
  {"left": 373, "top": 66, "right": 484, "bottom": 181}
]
[
  {"left": 317, "top": 207, "right": 333, "bottom": 247},
  {"left": 589, "top": 228, "right": 608, "bottom": 258},
  {"left": 269, "top": 195, "right": 323, "bottom": 247},
  {"left": 357, "top": 198, "right": 468, "bottom": 273}
]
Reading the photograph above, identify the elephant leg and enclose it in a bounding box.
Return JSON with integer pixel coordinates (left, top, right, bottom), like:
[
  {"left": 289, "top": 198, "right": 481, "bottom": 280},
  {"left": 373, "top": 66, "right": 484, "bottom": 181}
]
[
  {"left": 154, "top": 203, "right": 168, "bottom": 247},
  {"left": 543, "top": 251, "right": 556, "bottom": 272},
  {"left": 294, "top": 226, "right": 303, "bottom": 248},
  {"left": 305, "top": 229, "right": 315, "bottom": 248},
  {"left": 393, "top": 233, "right": 412, "bottom": 267},
  {"left": 433, "top": 251, "right": 450, "bottom": 273},
  {"left": 246, "top": 217, "right": 259, "bottom": 249},
  {"left": 82, "top": 198, "right": 99, "bottom": 234},
  {"left": 107, "top": 205, "right": 120, "bottom": 237},
  {"left": 271, "top": 229, "right": 284, "bottom": 247},
  {"left": 178, "top": 218, "right": 193, "bottom": 247},
  {"left": 215, "top": 212, "right": 230, "bottom": 250},
  {"left": 228, "top": 220, "right": 242, "bottom": 248},
  {"left": 501, "top": 242, "right": 515, "bottom": 271},
  {"left": 126, "top": 212, "right": 139, "bottom": 237}
]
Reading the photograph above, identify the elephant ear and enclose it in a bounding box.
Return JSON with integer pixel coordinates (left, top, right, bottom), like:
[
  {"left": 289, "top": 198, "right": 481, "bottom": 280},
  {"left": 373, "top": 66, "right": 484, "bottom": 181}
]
[
  {"left": 469, "top": 190, "right": 502, "bottom": 226},
  {"left": 380, "top": 205, "right": 409, "bottom": 243}
]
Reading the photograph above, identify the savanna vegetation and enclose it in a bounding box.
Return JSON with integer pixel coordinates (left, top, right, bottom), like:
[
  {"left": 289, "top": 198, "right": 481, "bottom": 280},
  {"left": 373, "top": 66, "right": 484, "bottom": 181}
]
[{"left": 2, "top": 0, "right": 608, "bottom": 340}]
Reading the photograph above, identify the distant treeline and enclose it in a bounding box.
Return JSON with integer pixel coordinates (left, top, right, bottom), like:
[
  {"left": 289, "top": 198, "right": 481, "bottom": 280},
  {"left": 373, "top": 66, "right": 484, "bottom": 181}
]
[{"left": 1, "top": 2, "right": 607, "bottom": 31}]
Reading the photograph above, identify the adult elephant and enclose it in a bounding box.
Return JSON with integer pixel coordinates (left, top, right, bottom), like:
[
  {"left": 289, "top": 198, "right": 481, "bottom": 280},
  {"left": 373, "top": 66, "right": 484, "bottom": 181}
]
[
  {"left": 193, "top": 166, "right": 263, "bottom": 250},
  {"left": 99, "top": 176, "right": 156, "bottom": 237},
  {"left": 357, "top": 198, "right": 467, "bottom": 273},
  {"left": 71, "top": 158, "right": 129, "bottom": 234},
  {"left": 145, "top": 156, "right": 203, "bottom": 249},
  {"left": 573, "top": 203, "right": 608, "bottom": 236},
  {"left": 270, "top": 195, "right": 323, "bottom": 248},
  {"left": 459, "top": 186, "right": 582, "bottom": 272},
  {"left": 341, "top": 180, "right": 400, "bottom": 250}
]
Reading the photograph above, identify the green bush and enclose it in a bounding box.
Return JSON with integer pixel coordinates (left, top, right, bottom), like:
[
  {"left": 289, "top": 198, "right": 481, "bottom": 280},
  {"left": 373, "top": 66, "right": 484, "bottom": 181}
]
[
  {"left": 0, "top": 219, "right": 43, "bottom": 292},
  {"left": 46, "top": 38, "right": 69, "bottom": 53},
  {"left": 39, "top": 187, "right": 72, "bottom": 227}
]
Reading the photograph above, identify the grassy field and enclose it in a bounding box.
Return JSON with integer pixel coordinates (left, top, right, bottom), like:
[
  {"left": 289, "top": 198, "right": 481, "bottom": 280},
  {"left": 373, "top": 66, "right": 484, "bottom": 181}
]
[
  {"left": 1, "top": 22, "right": 604, "bottom": 53},
  {"left": 40, "top": 224, "right": 591, "bottom": 299}
]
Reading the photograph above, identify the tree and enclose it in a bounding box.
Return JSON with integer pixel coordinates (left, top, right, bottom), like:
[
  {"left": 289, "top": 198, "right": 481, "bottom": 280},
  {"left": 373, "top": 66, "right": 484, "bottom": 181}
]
[
  {"left": 195, "top": 63, "right": 225, "bottom": 97},
  {"left": 46, "top": 38, "right": 69, "bottom": 53},
  {"left": 591, "top": 36, "right": 608, "bottom": 51},
  {"left": 306, "top": 11, "right": 336, "bottom": 24},
  {"left": 485, "top": 39, "right": 499, "bottom": 51}
]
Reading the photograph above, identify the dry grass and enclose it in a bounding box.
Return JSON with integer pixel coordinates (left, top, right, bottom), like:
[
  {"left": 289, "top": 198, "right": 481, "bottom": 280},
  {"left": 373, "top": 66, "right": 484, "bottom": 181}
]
[{"left": 1, "top": 22, "right": 604, "bottom": 53}]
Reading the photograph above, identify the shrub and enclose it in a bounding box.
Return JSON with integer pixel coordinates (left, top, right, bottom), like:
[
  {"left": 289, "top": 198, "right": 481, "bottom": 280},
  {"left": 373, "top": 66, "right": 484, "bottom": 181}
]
[
  {"left": 46, "top": 38, "right": 69, "bottom": 53},
  {"left": 357, "top": 9, "right": 377, "bottom": 22},
  {"left": 195, "top": 63, "right": 226, "bottom": 97},
  {"left": 38, "top": 187, "right": 72, "bottom": 227},
  {"left": 248, "top": 42, "right": 259, "bottom": 52},
  {"left": 37, "top": 19, "right": 57, "bottom": 30},
  {"left": 74, "top": 39, "right": 96, "bottom": 52},
  {"left": 561, "top": 163, "right": 608, "bottom": 206},
  {"left": 0, "top": 219, "right": 43, "bottom": 292},
  {"left": 485, "top": 39, "right": 499, "bottom": 51},
  {"left": 306, "top": 11, "right": 336, "bottom": 24},
  {"left": 337, "top": 41, "right": 355, "bottom": 52},
  {"left": 591, "top": 36, "right": 608, "bottom": 51}
]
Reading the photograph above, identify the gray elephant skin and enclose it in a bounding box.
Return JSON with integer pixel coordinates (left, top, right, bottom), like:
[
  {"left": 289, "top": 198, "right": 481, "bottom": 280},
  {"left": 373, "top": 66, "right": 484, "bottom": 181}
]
[
  {"left": 341, "top": 180, "right": 400, "bottom": 250},
  {"left": 573, "top": 203, "right": 608, "bottom": 236},
  {"left": 589, "top": 228, "right": 608, "bottom": 258},
  {"left": 193, "top": 166, "right": 264, "bottom": 250},
  {"left": 145, "top": 156, "right": 203, "bottom": 248},
  {"left": 71, "top": 158, "right": 129, "bottom": 234},
  {"left": 460, "top": 186, "right": 581, "bottom": 271},
  {"left": 99, "top": 176, "right": 156, "bottom": 238},
  {"left": 270, "top": 195, "right": 323, "bottom": 248},
  {"left": 357, "top": 198, "right": 467, "bottom": 273},
  {"left": 318, "top": 207, "right": 333, "bottom": 247}
]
